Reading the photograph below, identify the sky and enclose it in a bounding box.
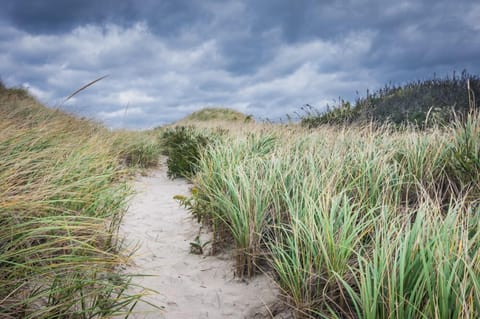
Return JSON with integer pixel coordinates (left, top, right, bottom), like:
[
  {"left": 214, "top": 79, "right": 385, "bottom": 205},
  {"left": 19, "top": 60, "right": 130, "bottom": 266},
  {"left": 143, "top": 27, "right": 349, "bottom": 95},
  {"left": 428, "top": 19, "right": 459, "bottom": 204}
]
[{"left": 1, "top": 0, "right": 479, "bottom": 129}]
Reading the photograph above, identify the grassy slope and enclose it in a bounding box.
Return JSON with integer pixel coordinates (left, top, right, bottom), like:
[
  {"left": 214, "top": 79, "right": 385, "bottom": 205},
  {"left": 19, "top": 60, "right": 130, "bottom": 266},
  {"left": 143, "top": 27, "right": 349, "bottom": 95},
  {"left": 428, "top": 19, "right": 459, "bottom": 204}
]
[
  {"left": 302, "top": 71, "right": 480, "bottom": 127},
  {"left": 0, "top": 85, "right": 160, "bottom": 318},
  {"left": 173, "top": 107, "right": 252, "bottom": 126}
]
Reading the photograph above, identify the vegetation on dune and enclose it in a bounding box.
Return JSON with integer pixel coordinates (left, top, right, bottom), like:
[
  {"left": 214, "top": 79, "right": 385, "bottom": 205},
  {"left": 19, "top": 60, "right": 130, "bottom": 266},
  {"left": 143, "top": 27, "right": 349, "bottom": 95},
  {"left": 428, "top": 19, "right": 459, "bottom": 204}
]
[
  {"left": 113, "top": 130, "right": 162, "bottom": 168},
  {"left": 0, "top": 83, "right": 160, "bottom": 318},
  {"left": 164, "top": 104, "right": 480, "bottom": 317},
  {"left": 176, "top": 107, "right": 253, "bottom": 123},
  {"left": 302, "top": 71, "right": 480, "bottom": 127},
  {"left": 4, "top": 68, "right": 480, "bottom": 318},
  {"left": 160, "top": 126, "right": 221, "bottom": 179}
]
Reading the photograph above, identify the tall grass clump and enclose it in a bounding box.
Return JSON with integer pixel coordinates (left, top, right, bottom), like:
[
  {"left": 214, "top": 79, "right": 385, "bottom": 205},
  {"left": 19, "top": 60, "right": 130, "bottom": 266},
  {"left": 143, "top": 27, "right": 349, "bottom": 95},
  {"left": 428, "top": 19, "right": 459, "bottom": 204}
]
[
  {"left": 193, "top": 133, "right": 278, "bottom": 276},
  {"left": 0, "top": 86, "right": 141, "bottom": 318},
  {"left": 446, "top": 112, "right": 480, "bottom": 198},
  {"left": 178, "top": 111, "right": 480, "bottom": 317},
  {"left": 346, "top": 202, "right": 480, "bottom": 319},
  {"left": 113, "top": 130, "right": 162, "bottom": 168}
]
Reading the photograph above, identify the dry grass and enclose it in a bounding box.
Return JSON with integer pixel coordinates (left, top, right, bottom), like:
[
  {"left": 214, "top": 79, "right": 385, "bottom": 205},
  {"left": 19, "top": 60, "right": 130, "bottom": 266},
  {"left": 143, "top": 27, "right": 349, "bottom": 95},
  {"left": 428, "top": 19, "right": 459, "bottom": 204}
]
[{"left": 0, "top": 86, "right": 158, "bottom": 318}]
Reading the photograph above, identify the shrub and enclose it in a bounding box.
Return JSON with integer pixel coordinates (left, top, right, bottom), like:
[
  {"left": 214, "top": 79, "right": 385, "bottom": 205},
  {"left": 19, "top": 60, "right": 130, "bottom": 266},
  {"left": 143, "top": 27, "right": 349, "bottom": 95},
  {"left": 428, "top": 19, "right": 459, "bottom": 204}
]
[
  {"left": 445, "top": 112, "right": 480, "bottom": 200},
  {"left": 161, "top": 126, "right": 217, "bottom": 179}
]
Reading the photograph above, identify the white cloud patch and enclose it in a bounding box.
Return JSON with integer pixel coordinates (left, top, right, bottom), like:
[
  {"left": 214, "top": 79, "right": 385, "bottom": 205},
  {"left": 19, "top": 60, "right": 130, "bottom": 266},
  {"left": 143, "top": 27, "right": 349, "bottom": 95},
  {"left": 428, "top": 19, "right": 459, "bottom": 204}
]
[
  {"left": 98, "top": 107, "right": 144, "bottom": 119},
  {"left": 101, "top": 89, "right": 156, "bottom": 106},
  {"left": 384, "top": 1, "right": 420, "bottom": 17},
  {"left": 261, "top": 31, "right": 374, "bottom": 76}
]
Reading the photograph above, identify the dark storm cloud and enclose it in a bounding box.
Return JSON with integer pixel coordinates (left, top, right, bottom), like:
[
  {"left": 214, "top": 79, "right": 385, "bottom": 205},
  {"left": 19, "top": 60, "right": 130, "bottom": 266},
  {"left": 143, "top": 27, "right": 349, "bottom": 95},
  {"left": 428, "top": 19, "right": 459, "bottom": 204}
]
[
  {"left": 0, "top": 0, "right": 479, "bottom": 128},
  {"left": 239, "top": 1, "right": 478, "bottom": 71},
  {"left": 0, "top": 0, "right": 208, "bottom": 37},
  {"left": 0, "top": 0, "right": 131, "bottom": 32}
]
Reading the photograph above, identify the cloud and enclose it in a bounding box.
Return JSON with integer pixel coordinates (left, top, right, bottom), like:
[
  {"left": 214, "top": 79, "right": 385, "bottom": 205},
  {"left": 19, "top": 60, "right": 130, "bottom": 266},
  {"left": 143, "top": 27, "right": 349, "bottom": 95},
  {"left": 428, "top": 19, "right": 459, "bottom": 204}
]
[
  {"left": 98, "top": 107, "right": 144, "bottom": 119},
  {"left": 0, "top": 22, "right": 227, "bottom": 126},
  {"left": 466, "top": 4, "right": 480, "bottom": 31},
  {"left": 0, "top": 0, "right": 479, "bottom": 128}
]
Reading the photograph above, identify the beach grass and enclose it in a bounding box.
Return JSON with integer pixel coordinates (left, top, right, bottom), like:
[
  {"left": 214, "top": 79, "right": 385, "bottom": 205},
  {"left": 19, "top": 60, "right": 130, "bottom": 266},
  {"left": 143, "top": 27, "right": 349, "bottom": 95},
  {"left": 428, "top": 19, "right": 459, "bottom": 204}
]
[
  {"left": 173, "top": 111, "right": 480, "bottom": 318},
  {"left": 0, "top": 85, "right": 159, "bottom": 318}
]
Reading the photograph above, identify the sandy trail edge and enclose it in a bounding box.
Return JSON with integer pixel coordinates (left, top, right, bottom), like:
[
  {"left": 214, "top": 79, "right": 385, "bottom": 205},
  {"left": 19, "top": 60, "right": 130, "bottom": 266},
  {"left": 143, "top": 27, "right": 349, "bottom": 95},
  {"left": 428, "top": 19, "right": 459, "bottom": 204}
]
[{"left": 119, "top": 165, "right": 281, "bottom": 319}]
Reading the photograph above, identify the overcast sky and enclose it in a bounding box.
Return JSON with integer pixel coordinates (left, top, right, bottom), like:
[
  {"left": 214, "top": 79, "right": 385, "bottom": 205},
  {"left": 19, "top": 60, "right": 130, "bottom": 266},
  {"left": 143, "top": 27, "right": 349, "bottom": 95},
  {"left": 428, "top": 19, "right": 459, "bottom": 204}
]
[{"left": 1, "top": 0, "right": 479, "bottom": 128}]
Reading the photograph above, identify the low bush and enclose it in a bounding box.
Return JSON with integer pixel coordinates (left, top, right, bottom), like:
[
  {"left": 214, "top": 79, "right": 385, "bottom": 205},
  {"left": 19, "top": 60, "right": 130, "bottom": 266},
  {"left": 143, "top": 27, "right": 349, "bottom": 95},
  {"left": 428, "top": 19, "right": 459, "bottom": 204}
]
[{"left": 161, "top": 126, "right": 218, "bottom": 179}]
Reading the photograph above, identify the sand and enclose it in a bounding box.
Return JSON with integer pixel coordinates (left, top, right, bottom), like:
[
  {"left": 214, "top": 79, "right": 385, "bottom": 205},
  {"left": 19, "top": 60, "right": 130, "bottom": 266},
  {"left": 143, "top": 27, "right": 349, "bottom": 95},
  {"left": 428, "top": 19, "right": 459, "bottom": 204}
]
[{"left": 119, "top": 163, "right": 283, "bottom": 319}]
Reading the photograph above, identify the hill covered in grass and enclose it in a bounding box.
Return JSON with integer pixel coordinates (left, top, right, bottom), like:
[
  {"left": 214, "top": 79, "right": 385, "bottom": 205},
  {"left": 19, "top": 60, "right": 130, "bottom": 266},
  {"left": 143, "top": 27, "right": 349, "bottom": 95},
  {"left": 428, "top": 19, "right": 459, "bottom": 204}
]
[
  {"left": 0, "top": 83, "right": 160, "bottom": 318},
  {"left": 302, "top": 71, "right": 480, "bottom": 127},
  {"left": 175, "top": 107, "right": 252, "bottom": 124}
]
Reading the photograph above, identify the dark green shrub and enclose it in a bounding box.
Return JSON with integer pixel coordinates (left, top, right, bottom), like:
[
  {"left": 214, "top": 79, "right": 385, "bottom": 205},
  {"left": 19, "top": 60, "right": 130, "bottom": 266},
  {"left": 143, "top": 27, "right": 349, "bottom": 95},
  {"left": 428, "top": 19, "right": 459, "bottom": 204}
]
[{"left": 161, "top": 126, "right": 215, "bottom": 179}]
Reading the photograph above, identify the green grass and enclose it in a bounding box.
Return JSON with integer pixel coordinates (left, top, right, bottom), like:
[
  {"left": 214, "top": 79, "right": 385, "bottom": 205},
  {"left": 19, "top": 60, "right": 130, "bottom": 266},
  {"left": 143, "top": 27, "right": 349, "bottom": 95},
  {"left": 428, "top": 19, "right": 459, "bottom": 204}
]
[
  {"left": 178, "top": 112, "right": 480, "bottom": 318},
  {"left": 113, "top": 130, "right": 162, "bottom": 169},
  {"left": 0, "top": 85, "right": 159, "bottom": 318},
  {"left": 6, "top": 77, "right": 478, "bottom": 318}
]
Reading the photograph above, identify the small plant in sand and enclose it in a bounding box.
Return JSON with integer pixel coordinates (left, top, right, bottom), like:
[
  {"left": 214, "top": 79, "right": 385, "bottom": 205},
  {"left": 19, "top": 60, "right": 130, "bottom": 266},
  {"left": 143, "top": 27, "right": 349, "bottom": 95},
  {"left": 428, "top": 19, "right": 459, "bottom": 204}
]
[{"left": 189, "top": 234, "right": 211, "bottom": 255}]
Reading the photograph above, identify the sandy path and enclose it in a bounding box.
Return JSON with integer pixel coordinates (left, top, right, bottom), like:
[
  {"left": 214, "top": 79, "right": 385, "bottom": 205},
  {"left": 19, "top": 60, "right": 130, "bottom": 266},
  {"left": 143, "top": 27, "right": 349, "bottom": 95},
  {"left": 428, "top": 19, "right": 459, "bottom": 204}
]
[{"left": 119, "top": 164, "right": 280, "bottom": 319}]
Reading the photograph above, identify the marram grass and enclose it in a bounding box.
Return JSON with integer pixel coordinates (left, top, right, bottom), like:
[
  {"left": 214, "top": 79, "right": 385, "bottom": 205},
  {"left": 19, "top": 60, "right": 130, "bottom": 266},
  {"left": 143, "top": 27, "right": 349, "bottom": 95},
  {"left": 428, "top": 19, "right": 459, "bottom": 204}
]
[
  {"left": 0, "top": 88, "right": 158, "bottom": 318},
  {"left": 180, "top": 114, "right": 480, "bottom": 318}
]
